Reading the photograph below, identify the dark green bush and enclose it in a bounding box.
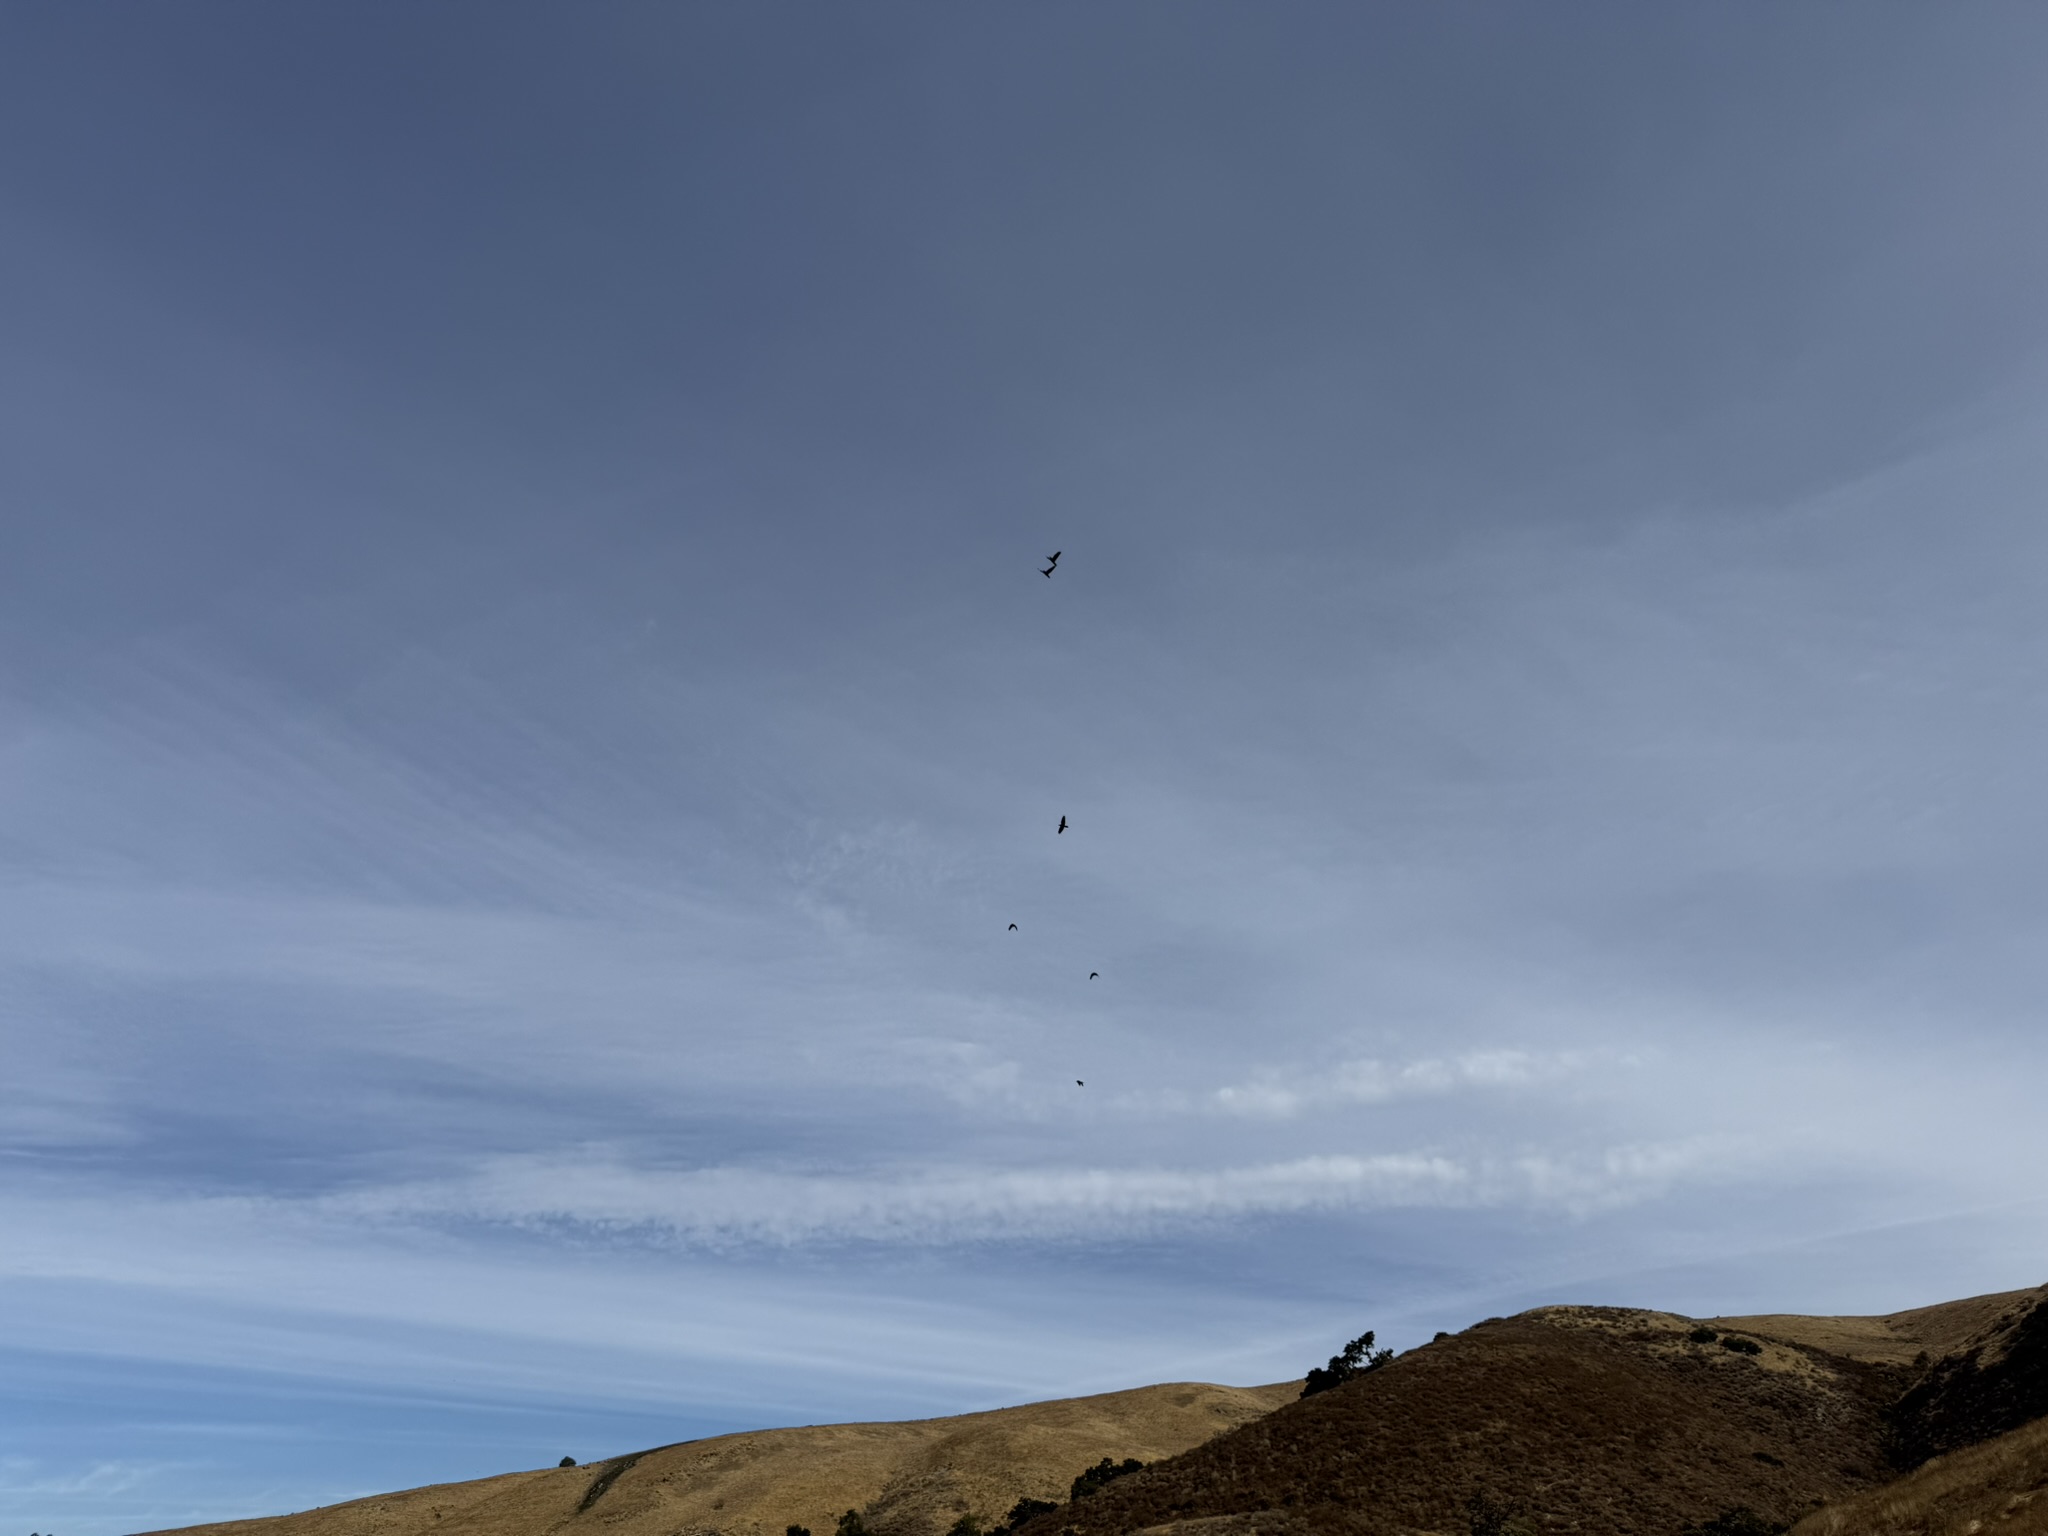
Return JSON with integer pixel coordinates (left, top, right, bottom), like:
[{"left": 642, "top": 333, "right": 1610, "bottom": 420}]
[
  {"left": 836, "top": 1510, "right": 871, "bottom": 1536},
  {"left": 995, "top": 1495, "right": 1059, "bottom": 1533},
  {"left": 1687, "top": 1327, "right": 1719, "bottom": 1344},
  {"left": 1720, "top": 1335, "right": 1763, "bottom": 1355},
  {"left": 1070, "top": 1456, "right": 1146, "bottom": 1501},
  {"left": 1301, "top": 1330, "right": 1396, "bottom": 1397},
  {"left": 945, "top": 1516, "right": 982, "bottom": 1536},
  {"left": 787, "top": 1526, "right": 812, "bottom": 1536},
  {"left": 559, "top": 1455, "right": 578, "bottom": 1467}
]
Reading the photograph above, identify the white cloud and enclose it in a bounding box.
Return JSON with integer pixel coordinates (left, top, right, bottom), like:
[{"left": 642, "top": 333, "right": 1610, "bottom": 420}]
[{"left": 1210, "top": 1049, "right": 1599, "bottom": 1119}]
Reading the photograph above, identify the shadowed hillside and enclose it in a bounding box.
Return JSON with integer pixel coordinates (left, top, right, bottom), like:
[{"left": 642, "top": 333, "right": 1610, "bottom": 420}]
[
  {"left": 1024, "top": 1307, "right": 1917, "bottom": 1536},
  {"left": 1792, "top": 1412, "right": 2048, "bottom": 1536},
  {"left": 1889, "top": 1285, "right": 2048, "bottom": 1465},
  {"left": 142, "top": 1381, "right": 1295, "bottom": 1536}
]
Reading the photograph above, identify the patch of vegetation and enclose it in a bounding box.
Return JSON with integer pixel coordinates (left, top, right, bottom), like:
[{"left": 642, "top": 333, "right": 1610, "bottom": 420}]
[
  {"left": 1467, "top": 1489, "right": 1535, "bottom": 1536},
  {"left": 1688, "top": 1327, "right": 1720, "bottom": 1344},
  {"left": 989, "top": 1496, "right": 1059, "bottom": 1535},
  {"left": 943, "top": 1516, "right": 981, "bottom": 1536},
  {"left": 1069, "top": 1457, "right": 1146, "bottom": 1500},
  {"left": 558, "top": 1456, "right": 577, "bottom": 1467},
  {"left": 1301, "top": 1329, "right": 1395, "bottom": 1397},
  {"left": 1720, "top": 1336, "right": 1763, "bottom": 1356},
  {"left": 574, "top": 1451, "right": 647, "bottom": 1515},
  {"left": 1680, "top": 1506, "right": 1785, "bottom": 1536},
  {"left": 787, "top": 1526, "right": 812, "bottom": 1536}
]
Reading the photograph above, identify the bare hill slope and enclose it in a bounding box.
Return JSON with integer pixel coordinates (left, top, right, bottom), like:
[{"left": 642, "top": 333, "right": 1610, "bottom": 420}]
[{"left": 143, "top": 1380, "right": 1296, "bottom": 1536}]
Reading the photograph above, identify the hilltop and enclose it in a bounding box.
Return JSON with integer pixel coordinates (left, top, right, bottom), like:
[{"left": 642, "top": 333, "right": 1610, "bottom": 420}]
[{"left": 1029, "top": 1285, "right": 2047, "bottom": 1536}]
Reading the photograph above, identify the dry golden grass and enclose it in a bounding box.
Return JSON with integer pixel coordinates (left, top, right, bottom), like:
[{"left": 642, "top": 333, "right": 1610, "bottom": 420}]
[
  {"left": 1715, "top": 1289, "right": 2043, "bottom": 1368},
  {"left": 1792, "top": 1415, "right": 2048, "bottom": 1536},
  {"left": 142, "top": 1380, "right": 1296, "bottom": 1536}
]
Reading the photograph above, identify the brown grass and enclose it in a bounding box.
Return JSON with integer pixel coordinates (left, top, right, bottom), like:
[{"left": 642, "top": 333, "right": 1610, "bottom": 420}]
[
  {"left": 1713, "top": 1289, "right": 2044, "bottom": 1369},
  {"left": 1792, "top": 1415, "right": 2048, "bottom": 1536},
  {"left": 1022, "top": 1307, "right": 1906, "bottom": 1536},
  {"left": 143, "top": 1283, "right": 2048, "bottom": 1536},
  {"left": 140, "top": 1381, "right": 1296, "bottom": 1536}
]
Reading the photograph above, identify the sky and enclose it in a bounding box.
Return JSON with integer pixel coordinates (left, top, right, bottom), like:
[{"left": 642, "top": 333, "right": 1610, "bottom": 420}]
[{"left": 5, "top": 4, "right": 2048, "bottom": 1532}]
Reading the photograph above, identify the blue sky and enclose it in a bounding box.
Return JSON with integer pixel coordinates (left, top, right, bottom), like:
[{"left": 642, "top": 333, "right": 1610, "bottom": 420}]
[{"left": 6, "top": 6, "right": 2048, "bottom": 1532}]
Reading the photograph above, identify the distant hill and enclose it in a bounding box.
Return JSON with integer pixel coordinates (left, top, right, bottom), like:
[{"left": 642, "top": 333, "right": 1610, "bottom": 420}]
[{"left": 143, "top": 1380, "right": 1297, "bottom": 1536}]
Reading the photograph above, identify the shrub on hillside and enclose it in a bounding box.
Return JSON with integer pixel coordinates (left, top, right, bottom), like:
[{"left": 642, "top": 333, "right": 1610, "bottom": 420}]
[
  {"left": 945, "top": 1516, "right": 981, "bottom": 1536},
  {"left": 1720, "top": 1335, "right": 1763, "bottom": 1356},
  {"left": 836, "top": 1510, "right": 871, "bottom": 1536},
  {"left": 787, "top": 1526, "right": 812, "bottom": 1536},
  {"left": 991, "top": 1495, "right": 1058, "bottom": 1534},
  {"left": 1301, "top": 1330, "right": 1396, "bottom": 1397},
  {"left": 1466, "top": 1489, "right": 1535, "bottom": 1536},
  {"left": 1688, "top": 1327, "right": 1719, "bottom": 1344},
  {"left": 1070, "top": 1457, "right": 1146, "bottom": 1501}
]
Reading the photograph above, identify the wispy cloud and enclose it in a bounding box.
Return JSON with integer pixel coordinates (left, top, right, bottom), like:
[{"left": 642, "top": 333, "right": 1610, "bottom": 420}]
[
  {"left": 321, "top": 1132, "right": 1765, "bottom": 1245},
  {"left": 1210, "top": 1050, "right": 1601, "bottom": 1119}
]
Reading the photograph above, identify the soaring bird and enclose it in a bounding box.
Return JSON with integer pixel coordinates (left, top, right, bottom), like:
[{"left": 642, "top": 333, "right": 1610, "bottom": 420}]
[
  {"left": 1076, "top": 1079, "right": 1084, "bottom": 1087},
  {"left": 1041, "top": 550, "right": 1062, "bottom": 577},
  {"left": 1057, "top": 816, "right": 1068, "bottom": 834},
  {"left": 1089, "top": 972, "right": 1099, "bottom": 980},
  {"left": 1008, "top": 923, "right": 1018, "bottom": 931}
]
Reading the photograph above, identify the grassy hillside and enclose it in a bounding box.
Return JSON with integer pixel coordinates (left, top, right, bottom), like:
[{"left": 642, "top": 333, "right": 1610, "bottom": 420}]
[
  {"left": 1027, "top": 1306, "right": 1906, "bottom": 1536},
  {"left": 1792, "top": 1413, "right": 2048, "bottom": 1536},
  {"left": 146, "top": 1283, "right": 2048, "bottom": 1536},
  {"left": 141, "top": 1380, "right": 1296, "bottom": 1536}
]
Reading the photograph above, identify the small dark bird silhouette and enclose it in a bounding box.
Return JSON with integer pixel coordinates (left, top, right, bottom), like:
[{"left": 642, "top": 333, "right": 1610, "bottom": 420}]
[
  {"left": 1089, "top": 972, "right": 1099, "bottom": 980},
  {"left": 1076, "top": 1079, "right": 1084, "bottom": 1086},
  {"left": 1041, "top": 550, "right": 1062, "bottom": 577},
  {"left": 1057, "top": 816, "right": 1068, "bottom": 834},
  {"left": 1008, "top": 923, "right": 1018, "bottom": 931}
]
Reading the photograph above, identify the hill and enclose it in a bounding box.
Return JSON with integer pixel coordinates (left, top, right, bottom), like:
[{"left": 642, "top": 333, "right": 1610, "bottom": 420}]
[
  {"left": 147, "top": 1283, "right": 2048, "bottom": 1536},
  {"left": 142, "top": 1380, "right": 1296, "bottom": 1536},
  {"left": 1791, "top": 1412, "right": 2048, "bottom": 1536},
  {"left": 1026, "top": 1291, "right": 2046, "bottom": 1536}
]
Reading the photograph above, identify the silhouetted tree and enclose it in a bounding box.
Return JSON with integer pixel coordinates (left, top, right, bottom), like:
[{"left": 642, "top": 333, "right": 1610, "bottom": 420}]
[
  {"left": 836, "top": 1510, "right": 871, "bottom": 1536},
  {"left": 1301, "top": 1329, "right": 1395, "bottom": 1397},
  {"left": 945, "top": 1516, "right": 982, "bottom": 1536},
  {"left": 787, "top": 1526, "right": 812, "bottom": 1536},
  {"left": 559, "top": 1456, "right": 577, "bottom": 1468}
]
